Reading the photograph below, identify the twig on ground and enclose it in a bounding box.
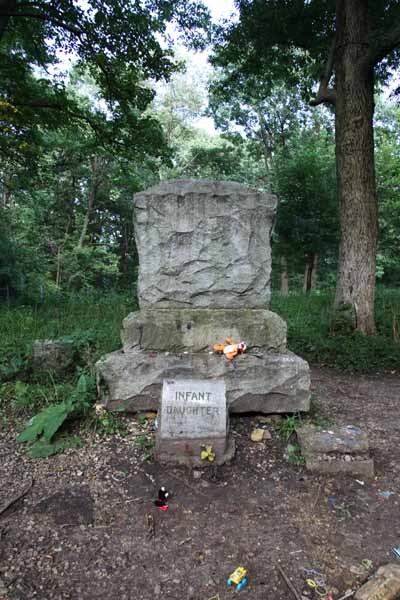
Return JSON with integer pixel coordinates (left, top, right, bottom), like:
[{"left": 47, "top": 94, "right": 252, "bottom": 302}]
[
  {"left": 337, "top": 590, "right": 355, "bottom": 600},
  {"left": 313, "top": 482, "right": 323, "bottom": 508},
  {"left": 276, "top": 564, "right": 302, "bottom": 600},
  {"left": 178, "top": 537, "right": 192, "bottom": 546},
  {"left": 0, "top": 478, "right": 33, "bottom": 518}
]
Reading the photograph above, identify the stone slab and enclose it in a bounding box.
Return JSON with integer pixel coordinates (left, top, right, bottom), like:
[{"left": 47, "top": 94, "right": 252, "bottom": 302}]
[
  {"left": 354, "top": 564, "right": 400, "bottom": 600},
  {"left": 296, "top": 424, "right": 374, "bottom": 477},
  {"left": 121, "top": 308, "right": 286, "bottom": 353},
  {"left": 159, "top": 379, "right": 227, "bottom": 440},
  {"left": 155, "top": 379, "right": 232, "bottom": 466},
  {"left": 96, "top": 349, "right": 311, "bottom": 414},
  {"left": 134, "top": 180, "right": 277, "bottom": 309},
  {"left": 32, "top": 339, "right": 75, "bottom": 374}
]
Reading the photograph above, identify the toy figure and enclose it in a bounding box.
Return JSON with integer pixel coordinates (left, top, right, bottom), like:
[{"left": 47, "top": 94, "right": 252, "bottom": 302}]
[
  {"left": 213, "top": 337, "right": 247, "bottom": 361},
  {"left": 227, "top": 566, "right": 248, "bottom": 591},
  {"left": 154, "top": 486, "right": 169, "bottom": 511}
]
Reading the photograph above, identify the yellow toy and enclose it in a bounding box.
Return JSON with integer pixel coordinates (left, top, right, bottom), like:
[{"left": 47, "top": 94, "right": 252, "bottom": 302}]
[
  {"left": 213, "top": 337, "right": 247, "bottom": 361},
  {"left": 227, "top": 566, "right": 248, "bottom": 591}
]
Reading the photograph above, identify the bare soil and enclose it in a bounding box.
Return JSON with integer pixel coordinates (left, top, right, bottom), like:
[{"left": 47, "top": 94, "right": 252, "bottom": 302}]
[{"left": 1, "top": 366, "right": 400, "bottom": 600}]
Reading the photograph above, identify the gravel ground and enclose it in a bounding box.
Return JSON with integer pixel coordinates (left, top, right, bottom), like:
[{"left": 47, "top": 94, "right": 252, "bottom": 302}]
[{"left": 1, "top": 366, "right": 400, "bottom": 600}]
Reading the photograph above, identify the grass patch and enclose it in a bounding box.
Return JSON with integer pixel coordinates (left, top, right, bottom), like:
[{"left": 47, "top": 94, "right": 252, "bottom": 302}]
[
  {"left": 0, "top": 292, "right": 138, "bottom": 440},
  {"left": 271, "top": 288, "right": 400, "bottom": 372}
]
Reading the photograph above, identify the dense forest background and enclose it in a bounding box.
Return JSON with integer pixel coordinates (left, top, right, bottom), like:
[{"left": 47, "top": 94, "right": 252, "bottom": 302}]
[{"left": 0, "top": 0, "right": 399, "bottom": 305}]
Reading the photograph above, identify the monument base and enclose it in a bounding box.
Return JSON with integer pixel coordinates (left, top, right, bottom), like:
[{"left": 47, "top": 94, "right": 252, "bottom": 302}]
[
  {"left": 155, "top": 435, "right": 236, "bottom": 467},
  {"left": 96, "top": 349, "right": 311, "bottom": 414}
]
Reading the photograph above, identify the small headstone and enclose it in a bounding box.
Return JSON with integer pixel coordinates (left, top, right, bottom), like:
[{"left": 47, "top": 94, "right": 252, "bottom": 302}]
[
  {"left": 155, "top": 379, "right": 235, "bottom": 466},
  {"left": 33, "top": 339, "right": 75, "bottom": 374},
  {"left": 354, "top": 564, "right": 400, "bottom": 600},
  {"left": 296, "top": 424, "right": 374, "bottom": 478}
]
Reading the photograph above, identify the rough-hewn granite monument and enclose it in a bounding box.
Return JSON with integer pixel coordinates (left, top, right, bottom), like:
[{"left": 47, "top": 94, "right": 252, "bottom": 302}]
[{"left": 96, "top": 180, "right": 310, "bottom": 415}]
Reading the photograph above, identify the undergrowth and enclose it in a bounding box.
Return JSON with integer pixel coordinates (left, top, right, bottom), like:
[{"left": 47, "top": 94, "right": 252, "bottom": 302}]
[
  {"left": 271, "top": 287, "right": 400, "bottom": 372},
  {"left": 1, "top": 288, "right": 399, "bottom": 458},
  {"left": 0, "top": 293, "right": 137, "bottom": 456}
]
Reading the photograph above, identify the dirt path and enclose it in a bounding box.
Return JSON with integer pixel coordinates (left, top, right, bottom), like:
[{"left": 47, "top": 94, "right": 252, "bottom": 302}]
[{"left": 1, "top": 367, "right": 400, "bottom": 600}]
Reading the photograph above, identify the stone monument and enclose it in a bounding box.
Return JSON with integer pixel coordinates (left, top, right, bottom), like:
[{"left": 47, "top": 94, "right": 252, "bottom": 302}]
[
  {"left": 156, "top": 379, "right": 234, "bottom": 465},
  {"left": 96, "top": 180, "right": 310, "bottom": 416}
]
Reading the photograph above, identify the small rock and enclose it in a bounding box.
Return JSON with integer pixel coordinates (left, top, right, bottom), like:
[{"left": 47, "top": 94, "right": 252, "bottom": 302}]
[
  {"left": 258, "top": 417, "right": 272, "bottom": 424},
  {"left": 192, "top": 470, "right": 202, "bottom": 480},
  {"left": 154, "top": 583, "right": 161, "bottom": 596},
  {"left": 251, "top": 428, "right": 265, "bottom": 442},
  {"left": 355, "top": 563, "right": 400, "bottom": 599},
  {"left": 263, "top": 430, "right": 272, "bottom": 440}
]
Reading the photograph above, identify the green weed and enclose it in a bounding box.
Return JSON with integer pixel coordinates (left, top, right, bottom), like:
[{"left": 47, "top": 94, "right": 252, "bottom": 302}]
[
  {"left": 16, "top": 372, "right": 96, "bottom": 457},
  {"left": 286, "top": 442, "right": 305, "bottom": 466},
  {"left": 95, "top": 411, "right": 128, "bottom": 437},
  {"left": 135, "top": 434, "right": 155, "bottom": 460},
  {"left": 271, "top": 288, "right": 400, "bottom": 372},
  {"left": 274, "top": 414, "right": 303, "bottom": 441}
]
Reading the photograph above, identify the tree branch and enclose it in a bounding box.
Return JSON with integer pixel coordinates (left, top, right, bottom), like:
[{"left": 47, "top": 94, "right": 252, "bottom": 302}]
[
  {"left": 360, "top": 22, "right": 400, "bottom": 70},
  {"left": 0, "top": 0, "right": 16, "bottom": 42},
  {"left": 5, "top": 10, "right": 83, "bottom": 35},
  {"left": 310, "top": 34, "right": 337, "bottom": 107}
]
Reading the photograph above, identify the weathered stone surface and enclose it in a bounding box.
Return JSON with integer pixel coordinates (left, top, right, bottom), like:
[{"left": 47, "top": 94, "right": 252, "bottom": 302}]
[
  {"left": 96, "top": 349, "right": 310, "bottom": 414},
  {"left": 155, "top": 379, "right": 233, "bottom": 466},
  {"left": 121, "top": 308, "right": 286, "bottom": 353},
  {"left": 134, "top": 180, "right": 277, "bottom": 309},
  {"left": 354, "top": 564, "right": 400, "bottom": 600},
  {"left": 32, "top": 339, "right": 75, "bottom": 373},
  {"left": 296, "top": 424, "right": 374, "bottom": 477}
]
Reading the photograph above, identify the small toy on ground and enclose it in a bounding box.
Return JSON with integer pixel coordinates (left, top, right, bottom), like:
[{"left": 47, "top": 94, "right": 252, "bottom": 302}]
[
  {"left": 154, "top": 486, "right": 169, "bottom": 511},
  {"left": 200, "top": 444, "right": 216, "bottom": 462},
  {"left": 392, "top": 546, "right": 400, "bottom": 559},
  {"left": 213, "top": 338, "right": 247, "bottom": 361},
  {"left": 227, "top": 566, "right": 248, "bottom": 591}
]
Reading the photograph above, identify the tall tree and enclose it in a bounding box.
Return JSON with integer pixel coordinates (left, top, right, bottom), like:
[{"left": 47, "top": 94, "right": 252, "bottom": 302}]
[
  {"left": 0, "top": 0, "right": 210, "bottom": 168},
  {"left": 212, "top": 0, "right": 400, "bottom": 334}
]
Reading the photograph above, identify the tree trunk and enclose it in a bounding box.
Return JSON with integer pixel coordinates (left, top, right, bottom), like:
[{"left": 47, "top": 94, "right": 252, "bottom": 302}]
[
  {"left": 303, "top": 252, "right": 317, "bottom": 294},
  {"left": 311, "top": 253, "right": 318, "bottom": 290},
  {"left": 77, "top": 156, "right": 101, "bottom": 249},
  {"left": 334, "top": 0, "right": 378, "bottom": 334},
  {"left": 280, "top": 255, "right": 289, "bottom": 295}
]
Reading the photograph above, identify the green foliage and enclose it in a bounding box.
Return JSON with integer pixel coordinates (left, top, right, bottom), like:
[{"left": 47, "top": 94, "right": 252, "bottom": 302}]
[
  {"left": 286, "top": 443, "right": 305, "bottom": 466},
  {"left": 271, "top": 288, "right": 400, "bottom": 372},
  {"left": 274, "top": 414, "right": 303, "bottom": 441},
  {"left": 95, "top": 411, "right": 128, "bottom": 437},
  {"left": 134, "top": 434, "right": 155, "bottom": 460},
  {"left": 0, "top": 0, "right": 210, "bottom": 169},
  {"left": 27, "top": 435, "right": 83, "bottom": 459},
  {"left": 17, "top": 400, "right": 74, "bottom": 443},
  {"left": 16, "top": 373, "right": 96, "bottom": 457},
  {"left": 272, "top": 131, "right": 338, "bottom": 258}
]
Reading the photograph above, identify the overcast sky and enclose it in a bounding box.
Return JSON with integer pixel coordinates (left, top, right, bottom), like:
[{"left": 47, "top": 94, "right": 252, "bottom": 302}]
[{"left": 204, "top": 0, "right": 236, "bottom": 21}]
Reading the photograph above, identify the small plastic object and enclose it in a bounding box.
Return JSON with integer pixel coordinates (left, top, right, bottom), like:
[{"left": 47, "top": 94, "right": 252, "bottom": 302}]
[
  {"left": 361, "top": 559, "right": 373, "bottom": 570},
  {"left": 306, "top": 578, "right": 328, "bottom": 597},
  {"left": 154, "top": 486, "right": 169, "bottom": 511},
  {"left": 378, "top": 490, "right": 394, "bottom": 498},
  {"left": 227, "top": 566, "right": 248, "bottom": 591},
  {"left": 346, "top": 425, "right": 361, "bottom": 434},
  {"left": 392, "top": 546, "right": 400, "bottom": 560}
]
